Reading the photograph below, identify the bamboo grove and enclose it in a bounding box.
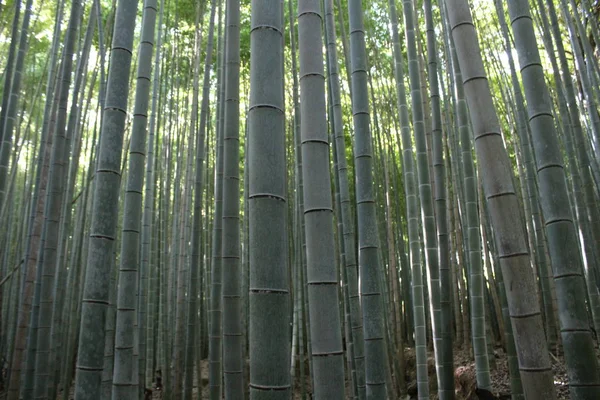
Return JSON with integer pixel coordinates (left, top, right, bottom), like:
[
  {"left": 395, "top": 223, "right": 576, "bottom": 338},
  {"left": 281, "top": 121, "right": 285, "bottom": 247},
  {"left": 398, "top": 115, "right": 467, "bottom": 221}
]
[{"left": 0, "top": 0, "right": 598, "bottom": 398}]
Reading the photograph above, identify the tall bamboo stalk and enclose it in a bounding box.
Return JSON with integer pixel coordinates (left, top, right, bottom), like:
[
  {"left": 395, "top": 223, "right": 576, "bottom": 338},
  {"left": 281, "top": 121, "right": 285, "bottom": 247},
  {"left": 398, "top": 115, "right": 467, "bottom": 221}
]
[
  {"left": 507, "top": 1, "right": 600, "bottom": 396},
  {"left": 348, "top": 0, "right": 387, "bottom": 397},
  {"left": 74, "top": 0, "right": 140, "bottom": 396},
  {"left": 445, "top": 0, "right": 556, "bottom": 397},
  {"left": 248, "top": 1, "right": 291, "bottom": 398}
]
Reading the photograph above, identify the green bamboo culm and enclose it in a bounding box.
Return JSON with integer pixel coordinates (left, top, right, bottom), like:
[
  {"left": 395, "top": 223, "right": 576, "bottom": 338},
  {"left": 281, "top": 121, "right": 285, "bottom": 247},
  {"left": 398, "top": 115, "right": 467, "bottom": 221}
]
[
  {"left": 544, "top": 0, "right": 600, "bottom": 338},
  {"left": 143, "top": 0, "right": 165, "bottom": 388},
  {"left": 0, "top": 0, "right": 21, "bottom": 209},
  {"left": 387, "top": 0, "right": 429, "bottom": 396},
  {"left": 298, "top": 0, "right": 346, "bottom": 398},
  {"left": 210, "top": 5, "right": 226, "bottom": 396},
  {"left": 423, "top": 0, "right": 454, "bottom": 395},
  {"left": 347, "top": 0, "right": 387, "bottom": 398},
  {"left": 444, "top": 0, "right": 556, "bottom": 398},
  {"left": 248, "top": 0, "right": 291, "bottom": 399},
  {"left": 111, "top": 0, "right": 158, "bottom": 397},
  {"left": 402, "top": 0, "right": 447, "bottom": 391},
  {"left": 558, "top": 0, "right": 600, "bottom": 333},
  {"left": 185, "top": 0, "right": 216, "bottom": 398},
  {"left": 182, "top": 2, "right": 205, "bottom": 398},
  {"left": 562, "top": 0, "right": 600, "bottom": 148},
  {"left": 324, "top": 0, "right": 366, "bottom": 397},
  {"left": 506, "top": 0, "right": 600, "bottom": 397},
  {"left": 221, "top": 0, "right": 244, "bottom": 396},
  {"left": 32, "top": 0, "right": 82, "bottom": 396},
  {"left": 481, "top": 197, "right": 524, "bottom": 400},
  {"left": 47, "top": 11, "right": 97, "bottom": 400},
  {"left": 136, "top": 0, "right": 161, "bottom": 391},
  {"left": 6, "top": 1, "right": 65, "bottom": 396},
  {"left": 449, "top": 19, "right": 492, "bottom": 395},
  {"left": 494, "top": 0, "right": 560, "bottom": 352},
  {"left": 74, "top": 0, "right": 141, "bottom": 397},
  {"left": 289, "top": 0, "right": 310, "bottom": 397},
  {"left": 2, "top": 0, "right": 50, "bottom": 397}
]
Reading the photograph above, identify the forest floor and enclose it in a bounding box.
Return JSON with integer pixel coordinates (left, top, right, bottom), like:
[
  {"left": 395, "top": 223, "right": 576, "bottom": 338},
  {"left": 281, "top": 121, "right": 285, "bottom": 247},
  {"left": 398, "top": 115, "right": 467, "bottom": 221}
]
[{"left": 450, "top": 345, "right": 570, "bottom": 400}]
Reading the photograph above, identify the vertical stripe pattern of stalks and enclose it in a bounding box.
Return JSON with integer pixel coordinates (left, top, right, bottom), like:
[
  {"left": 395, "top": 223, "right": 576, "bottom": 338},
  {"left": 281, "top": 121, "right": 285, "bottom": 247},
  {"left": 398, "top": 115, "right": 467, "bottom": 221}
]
[
  {"left": 248, "top": 0, "right": 291, "bottom": 398},
  {"left": 143, "top": 0, "right": 164, "bottom": 388},
  {"left": 7, "top": 0, "right": 62, "bottom": 397},
  {"left": 112, "top": 0, "right": 157, "bottom": 397},
  {"left": 347, "top": 0, "right": 387, "bottom": 397},
  {"left": 423, "top": 0, "right": 454, "bottom": 395},
  {"left": 33, "top": 0, "right": 82, "bottom": 397},
  {"left": 185, "top": 0, "right": 216, "bottom": 398},
  {"left": 506, "top": 1, "right": 600, "bottom": 397},
  {"left": 298, "top": 0, "right": 346, "bottom": 398},
  {"left": 324, "top": 0, "right": 366, "bottom": 397},
  {"left": 210, "top": 5, "right": 225, "bottom": 396},
  {"left": 221, "top": 0, "right": 243, "bottom": 396},
  {"left": 387, "top": 0, "right": 429, "bottom": 396},
  {"left": 74, "top": 0, "right": 140, "bottom": 397},
  {"left": 0, "top": 0, "right": 21, "bottom": 208},
  {"left": 494, "top": 0, "right": 560, "bottom": 352},
  {"left": 401, "top": 0, "right": 447, "bottom": 393},
  {"left": 445, "top": 10, "right": 492, "bottom": 393},
  {"left": 444, "top": 1, "right": 556, "bottom": 398}
]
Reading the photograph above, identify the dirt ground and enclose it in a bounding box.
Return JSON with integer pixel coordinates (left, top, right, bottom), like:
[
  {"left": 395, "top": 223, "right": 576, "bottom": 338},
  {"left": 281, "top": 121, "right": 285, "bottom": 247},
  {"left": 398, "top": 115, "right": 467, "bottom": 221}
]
[{"left": 449, "top": 346, "right": 570, "bottom": 400}]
